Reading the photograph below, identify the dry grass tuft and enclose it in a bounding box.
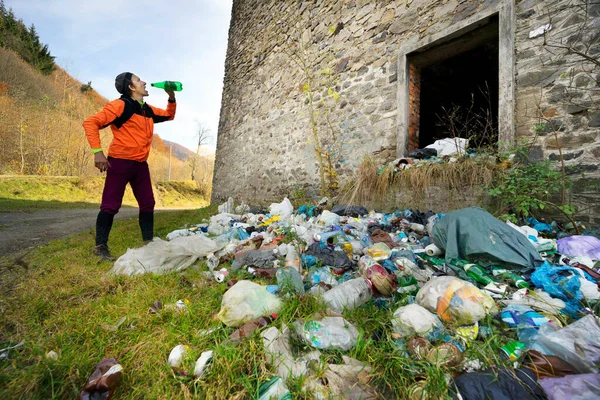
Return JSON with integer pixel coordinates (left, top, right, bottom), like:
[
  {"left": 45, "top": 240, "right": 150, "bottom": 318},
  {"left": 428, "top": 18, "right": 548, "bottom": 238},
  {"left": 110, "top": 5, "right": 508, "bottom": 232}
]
[{"left": 337, "top": 157, "right": 503, "bottom": 211}]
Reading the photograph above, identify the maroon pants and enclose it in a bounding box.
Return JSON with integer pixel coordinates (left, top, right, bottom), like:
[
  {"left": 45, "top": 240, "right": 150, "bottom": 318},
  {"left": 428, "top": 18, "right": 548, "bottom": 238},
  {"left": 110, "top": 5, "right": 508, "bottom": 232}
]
[{"left": 100, "top": 157, "right": 155, "bottom": 215}]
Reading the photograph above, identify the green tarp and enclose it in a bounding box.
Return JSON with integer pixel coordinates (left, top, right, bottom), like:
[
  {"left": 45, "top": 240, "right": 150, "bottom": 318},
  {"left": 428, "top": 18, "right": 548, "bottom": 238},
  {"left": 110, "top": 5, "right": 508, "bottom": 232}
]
[{"left": 432, "top": 207, "right": 543, "bottom": 272}]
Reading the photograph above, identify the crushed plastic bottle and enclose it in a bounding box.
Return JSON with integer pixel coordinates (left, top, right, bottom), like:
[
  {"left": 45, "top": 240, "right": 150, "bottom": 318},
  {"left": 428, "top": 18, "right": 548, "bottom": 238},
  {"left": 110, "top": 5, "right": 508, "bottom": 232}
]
[
  {"left": 323, "top": 278, "right": 372, "bottom": 313},
  {"left": 301, "top": 316, "right": 359, "bottom": 351}
]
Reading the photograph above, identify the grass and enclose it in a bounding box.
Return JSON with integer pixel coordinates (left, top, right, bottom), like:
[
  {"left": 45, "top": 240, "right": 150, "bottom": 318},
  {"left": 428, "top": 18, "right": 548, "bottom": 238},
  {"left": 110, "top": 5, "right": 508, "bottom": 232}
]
[
  {"left": 0, "top": 176, "right": 209, "bottom": 212},
  {"left": 1, "top": 205, "right": 524, "bottom": 399},
  {"left": 338, "top": 157, "right": 503, "bottom": 212}
]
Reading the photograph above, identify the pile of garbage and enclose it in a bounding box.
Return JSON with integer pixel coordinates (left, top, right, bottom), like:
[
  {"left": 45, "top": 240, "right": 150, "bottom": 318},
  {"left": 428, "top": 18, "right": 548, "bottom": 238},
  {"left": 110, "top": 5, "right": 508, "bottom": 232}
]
[{"left": 99, "top": 198, "right": 600, "bottom": 399}]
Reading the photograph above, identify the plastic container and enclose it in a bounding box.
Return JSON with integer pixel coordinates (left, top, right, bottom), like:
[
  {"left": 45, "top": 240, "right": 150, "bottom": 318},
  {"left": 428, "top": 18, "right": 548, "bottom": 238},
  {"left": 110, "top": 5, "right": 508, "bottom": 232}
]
[
  {"left": 323, "top": 278, "right": 372, "bottom": 313},
  {"left": 276, "top": 266, "right": 305, "bottom": 295}
]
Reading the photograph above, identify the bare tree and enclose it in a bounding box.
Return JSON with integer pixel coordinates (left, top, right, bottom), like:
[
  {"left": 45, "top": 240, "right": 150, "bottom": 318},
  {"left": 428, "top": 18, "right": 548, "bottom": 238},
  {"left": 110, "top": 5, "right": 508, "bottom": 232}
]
[{"left": 190, "top": 121, "right": 211, "bottom": 181}]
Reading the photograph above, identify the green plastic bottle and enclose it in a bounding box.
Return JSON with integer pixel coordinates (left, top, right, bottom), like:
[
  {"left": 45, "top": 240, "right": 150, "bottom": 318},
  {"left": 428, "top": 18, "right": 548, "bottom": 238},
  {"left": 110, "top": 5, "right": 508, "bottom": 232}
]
[
  {"left": 151, "top": 81, "right": 183, "bottom": 91},
  {"left": 451, "top": 259, "right": 495, "bottom": 286},
  {"left": 491, "top": 267, "right": 530, "bottom": 289}
]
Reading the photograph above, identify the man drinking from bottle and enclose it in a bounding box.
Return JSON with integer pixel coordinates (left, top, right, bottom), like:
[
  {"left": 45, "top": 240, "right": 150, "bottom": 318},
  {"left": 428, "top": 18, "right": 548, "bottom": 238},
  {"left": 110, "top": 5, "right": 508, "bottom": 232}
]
[{"left": 82, "top": 72, "right": 176, "bottom": 261}]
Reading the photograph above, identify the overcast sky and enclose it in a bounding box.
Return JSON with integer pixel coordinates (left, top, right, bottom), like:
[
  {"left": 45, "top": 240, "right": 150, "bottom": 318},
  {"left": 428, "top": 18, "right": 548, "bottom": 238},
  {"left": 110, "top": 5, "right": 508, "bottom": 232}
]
[{"left": 6, "top": 0, "right": 232, "bottom": 152}]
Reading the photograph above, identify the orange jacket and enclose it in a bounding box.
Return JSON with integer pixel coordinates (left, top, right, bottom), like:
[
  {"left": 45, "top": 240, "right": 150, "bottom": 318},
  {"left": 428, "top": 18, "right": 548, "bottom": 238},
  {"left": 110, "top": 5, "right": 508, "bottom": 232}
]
[{"left": 83, "top": 97, "right": 176, "bottom": 162}]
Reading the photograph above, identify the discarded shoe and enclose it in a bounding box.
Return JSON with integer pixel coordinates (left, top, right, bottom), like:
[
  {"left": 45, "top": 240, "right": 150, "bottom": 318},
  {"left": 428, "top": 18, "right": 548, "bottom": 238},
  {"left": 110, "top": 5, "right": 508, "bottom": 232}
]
[{"left": 94, "top": 244, "right": 115, "bottom": 262}]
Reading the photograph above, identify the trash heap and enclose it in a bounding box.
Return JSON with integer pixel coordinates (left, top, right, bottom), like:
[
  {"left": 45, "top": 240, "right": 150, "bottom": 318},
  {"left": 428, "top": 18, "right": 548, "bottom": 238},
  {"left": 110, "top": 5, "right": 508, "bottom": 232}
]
[{"left": 103, "top": 198, "right": 600, "bottom": 399}]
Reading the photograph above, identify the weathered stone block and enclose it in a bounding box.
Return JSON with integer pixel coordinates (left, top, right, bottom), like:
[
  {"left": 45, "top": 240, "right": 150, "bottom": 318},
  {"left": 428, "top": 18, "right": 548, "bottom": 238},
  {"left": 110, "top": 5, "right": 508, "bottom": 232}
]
[
  {"left": 518, "top": 69, "right": 560, "bottom": 87},
  {"left": 589, "top": 112, "right": 600, "bottom": 127},
  {"left": 545, "top": 133, "right": 596, "bottom": 149},
  {"left": 548, "top": 150, "right": 583, "bottom": 161},
  {"left": 566, "top": 104, "right": 588, "bottom": 114},
  {"left": 518, "top": 9, "right": 536, "bottom": 19},
  {"left": 565, "top": 164, "right": 599, "bottom": 175}
]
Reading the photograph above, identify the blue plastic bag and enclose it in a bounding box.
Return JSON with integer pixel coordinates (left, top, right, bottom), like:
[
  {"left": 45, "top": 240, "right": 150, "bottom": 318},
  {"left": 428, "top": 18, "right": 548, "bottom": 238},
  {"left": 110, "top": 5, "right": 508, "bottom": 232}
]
[{"left": 531, "top": 261, "right": 585, "bottom": 317}]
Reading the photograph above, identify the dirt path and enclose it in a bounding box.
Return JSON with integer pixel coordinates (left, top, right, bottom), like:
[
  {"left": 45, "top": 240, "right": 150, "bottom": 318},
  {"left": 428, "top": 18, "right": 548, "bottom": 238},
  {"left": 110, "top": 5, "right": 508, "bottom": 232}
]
[{"left": 0, "top": 208, "right": 143, "bottom": 256}]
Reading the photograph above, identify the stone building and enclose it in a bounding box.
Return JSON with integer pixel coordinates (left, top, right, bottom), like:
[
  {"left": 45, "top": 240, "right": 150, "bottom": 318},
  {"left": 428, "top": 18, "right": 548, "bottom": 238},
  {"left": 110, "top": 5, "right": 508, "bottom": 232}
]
[{"left": 212, "top": 0, "right": 600, "bottom": 218}]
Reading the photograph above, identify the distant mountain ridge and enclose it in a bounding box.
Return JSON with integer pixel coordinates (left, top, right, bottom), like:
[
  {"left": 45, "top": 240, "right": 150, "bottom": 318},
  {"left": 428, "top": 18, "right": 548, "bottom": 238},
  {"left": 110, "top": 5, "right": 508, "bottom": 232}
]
[{"left": 162, "top": 140, "right": 196, "bottom": 161}]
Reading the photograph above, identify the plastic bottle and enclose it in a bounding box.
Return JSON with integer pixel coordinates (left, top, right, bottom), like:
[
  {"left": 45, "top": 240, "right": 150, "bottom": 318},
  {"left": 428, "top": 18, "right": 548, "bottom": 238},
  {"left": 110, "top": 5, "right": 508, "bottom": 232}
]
[
  {"left": 276, "top": 266, "right": 305, "bottom": 295},
  {"left": 284, "top": 245, "right": 301, "bottom": 272},
  {"left": 314, "top": 230, "right": 349, "bottom": 243},
  {"left": 323, "top": 278, "right": 372, "bottom": 313},
  {"left": 491, "top": 267, "right": 530, "bottom": 289},
  {"left": 150, "top": 81, "right": 183, "bottom": 91},
  {"left": 451, "top": 259, "right": 495, "bottom": 286},
  {"left": 229, "top": 314, "right": 276, "bottom": 343},
  {"left": 360, "top": 234, "right": 373, "bottom": 247}
]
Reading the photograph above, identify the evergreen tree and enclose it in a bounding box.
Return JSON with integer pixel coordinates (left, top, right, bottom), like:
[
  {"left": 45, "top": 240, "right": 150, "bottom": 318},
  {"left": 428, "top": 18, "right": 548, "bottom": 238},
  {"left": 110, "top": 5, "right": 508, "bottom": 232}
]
[{"left": 0, "top": 1, "right": 55, "bottom": 75}]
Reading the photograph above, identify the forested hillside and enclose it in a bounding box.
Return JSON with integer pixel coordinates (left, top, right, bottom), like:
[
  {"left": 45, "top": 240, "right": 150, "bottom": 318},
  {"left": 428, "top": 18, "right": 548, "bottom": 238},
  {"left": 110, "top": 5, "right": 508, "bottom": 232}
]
[{"left": 0, "top": 2, "right": 213, "bottom": 188}]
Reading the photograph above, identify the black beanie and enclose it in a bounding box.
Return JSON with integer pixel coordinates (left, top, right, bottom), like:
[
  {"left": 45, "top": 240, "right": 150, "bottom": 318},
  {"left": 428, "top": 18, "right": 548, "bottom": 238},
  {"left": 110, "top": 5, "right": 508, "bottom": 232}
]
[{"left": 115, "top": 72, "right": 133, "bottom": 94}]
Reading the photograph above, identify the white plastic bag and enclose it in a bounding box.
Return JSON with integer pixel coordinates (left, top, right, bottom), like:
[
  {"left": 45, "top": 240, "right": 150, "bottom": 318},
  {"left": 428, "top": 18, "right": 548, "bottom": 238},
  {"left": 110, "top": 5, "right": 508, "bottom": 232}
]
[
  {"left": 391, "top": 304, "right": 443, "bottom": 338},
  {"left": 317, "top": 210, "right": 341, "bottom": 226},
  {"left": 217, "top": 280, "right": 283, "bottom": 327},
  {"left": 424, "top": 137, "right": 468, "bottom": 157},
  {"left": 110, "top": 235, "right": 222, "bottom": 276},
  {"left": 269, "top": 198, "right": 294, "bottom": 218},
  {"left": 218, "top": 197, "right": 234, "bottom": 214}
]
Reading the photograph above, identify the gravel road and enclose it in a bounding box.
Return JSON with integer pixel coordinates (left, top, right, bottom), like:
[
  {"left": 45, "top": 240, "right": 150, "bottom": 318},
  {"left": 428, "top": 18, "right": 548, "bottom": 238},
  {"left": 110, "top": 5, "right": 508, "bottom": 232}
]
[{"left": 0, "top": 208, "right": 141, "bottom": 256}]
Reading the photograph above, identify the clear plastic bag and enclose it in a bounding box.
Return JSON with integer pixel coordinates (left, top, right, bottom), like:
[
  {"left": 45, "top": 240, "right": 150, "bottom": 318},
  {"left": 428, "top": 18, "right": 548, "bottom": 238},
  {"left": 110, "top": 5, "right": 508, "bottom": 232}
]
[
  {"left": 110, "top": 236, "right": 221, "bottom": 276},
  {"left": 416, "top": 276, "right": 497, "bottom": 325},
  {"left": 530, "top": 315, "right": 600, "bottom": 373}
]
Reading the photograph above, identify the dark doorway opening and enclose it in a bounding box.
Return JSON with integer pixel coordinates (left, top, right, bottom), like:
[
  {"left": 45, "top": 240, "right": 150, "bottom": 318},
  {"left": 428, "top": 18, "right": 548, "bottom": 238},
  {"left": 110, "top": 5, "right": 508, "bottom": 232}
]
[{"left": 408, "top": 15, "right": 499, "bottom": 151}]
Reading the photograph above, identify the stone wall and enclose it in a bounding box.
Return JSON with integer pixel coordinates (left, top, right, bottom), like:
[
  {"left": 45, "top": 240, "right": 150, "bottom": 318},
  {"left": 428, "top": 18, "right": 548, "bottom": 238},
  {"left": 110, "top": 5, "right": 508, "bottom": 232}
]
[{"left": 212, "top": 0, "right": 600, "bottom": 220}]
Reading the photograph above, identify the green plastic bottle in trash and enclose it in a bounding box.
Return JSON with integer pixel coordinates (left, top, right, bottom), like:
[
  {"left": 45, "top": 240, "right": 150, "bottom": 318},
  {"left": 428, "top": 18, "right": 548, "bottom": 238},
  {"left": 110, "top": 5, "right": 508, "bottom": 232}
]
[
  {"left": 491, "top": 267, "right": 530, "bottom": 289},
  {"left": 151, "top": 81, "right": 183, "bottom": 91},
  {"left": 451, "top": 259, "right": 495, "bottom": 286}
]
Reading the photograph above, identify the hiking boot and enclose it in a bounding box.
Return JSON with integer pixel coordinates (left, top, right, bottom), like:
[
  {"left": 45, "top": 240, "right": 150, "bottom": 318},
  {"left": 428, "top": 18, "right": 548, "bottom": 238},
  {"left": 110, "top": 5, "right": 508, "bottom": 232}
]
[{"left": 94, "top": 244, "right": 116, "bottom": 261}]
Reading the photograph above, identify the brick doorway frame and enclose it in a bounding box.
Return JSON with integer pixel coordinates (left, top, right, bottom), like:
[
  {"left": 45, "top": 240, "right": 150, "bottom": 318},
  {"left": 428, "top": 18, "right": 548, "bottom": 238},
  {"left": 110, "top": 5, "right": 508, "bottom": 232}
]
[{"left": 396, "top": 1, "right": 515, "bottom": 157}]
